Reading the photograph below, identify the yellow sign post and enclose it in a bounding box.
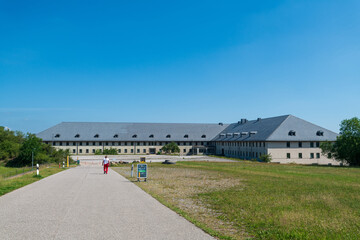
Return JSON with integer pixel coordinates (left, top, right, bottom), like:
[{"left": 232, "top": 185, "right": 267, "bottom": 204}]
[{"left": 67, "top": 155, "right": 69, "bottom": 168}]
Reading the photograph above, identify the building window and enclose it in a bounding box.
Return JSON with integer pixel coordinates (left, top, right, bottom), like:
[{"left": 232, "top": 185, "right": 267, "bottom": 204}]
[
  {"left": 112, "top": 142, "right": 115, "bottom": 146},
  {"left": 118, "top": 149, "right": 121, "bottom": 153},
  {"left": 113, "top": 134, "right": 118, "bottom": 138},
  {"left": 105, "top": 142, "right": 108, "bottom": 146},
  {"left": 286, "top": 142, "right": 290, "bottom": 148},
  {"left": 131, "top": 149, "right": 134, "bottom": 153},
  {"left": 201, "top": 135, "right": 206, "bottom": 138},
  {"left": 86, "top": 142, "right": 89, "bottom": 146},
  {"left": 184, "top": 134, "right": 189, "bottom": 138},
  {"left": 316, "top": 142, "right": 320, "bottom": 148},
  {"left": 316, "top": 153, "right": 320, "bottom": 159},
  {"left": 79, "top": 149, "right": 82, "bottom": 153},
  {"left": 132, "top": 134, "right": 137, "bottom": 138},
  {"left": 288, "top": 130, "right": 296, "bottom": 136},
  {"left": 310, "top": 153, "right": 314, "bottom": 159},
  {"left": 75, "top": 134, "right": 80, "bottom": 138},
  {"left": 137, "top": 149, "right": 140, "bottom": 153},
  {"left": 327, "top": 153, "right": 332, "bottom": 158},
  {"left": 59, "top": 142, "right": 62, "bottom": 146},
  {"left": 183, "top": 149, "right": 186, "bottom": 153},
  {"left": 137, "top": 142, "right": 140, "bottom": 146},
  {"left": 131, "top": 142, "right": 134, "bottom": 146},
  {"left": 98, "top": 142, "right": 102, "bottom": 146},
  {"left": 316, "top": 130, "right": 324, "bottom": 136},
  {"left": 287, "top": 153, "right": 291, "bottom": 159},
  {"left": 166, "top": 134, "right": 171, "bottom": 138},
  {"left": 73, "top": 149, "right": 76, "bottom": 153},
  {"left": 92, "top": 149, "right": 95, "bottom": 153},
  {"left": 66, "top": 142, "right": 69, "bottom": 146},
  {"left": 79, "top": 142, "right": 82, "bottom": 146},
  {"left": 55, "top": 134, "right": 60, "bottom": 138},
  {"left": 86, "top": 149, "right": 89, "bottom": 153},
  {"left": 149, "top": 134, "right": 154, "bottom": 138},
  {"left": 94, "top": 134, "right": 99, "bottom": 138},
  {"left": 92, "top": 142, "right": 95, "bottom": 146},
  {"left": 73, "top": 142, "right": 76, "bottom": 146},
  {"left": 125, "top": 142, "right": 127, "bottom": 146},
  {"left": 143, "top": 149, "right": 146, "bottom": 153},
  {"left": 125, "top": 149, "right": 127, "bottom": 153},
  {"left": 298, "top": 142, "right": 302, "bottom": 148},
  {"left": 310, "top": 142, "right": 314, "bottom": 148},
  {"left": 299, "top": 153, "right": 302, "bottom": 159}
]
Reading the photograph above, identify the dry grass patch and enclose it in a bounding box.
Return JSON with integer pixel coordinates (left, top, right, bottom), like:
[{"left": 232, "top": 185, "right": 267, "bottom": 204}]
[{"left": 113, "top": 165, "right": 247, "bottom": 239}]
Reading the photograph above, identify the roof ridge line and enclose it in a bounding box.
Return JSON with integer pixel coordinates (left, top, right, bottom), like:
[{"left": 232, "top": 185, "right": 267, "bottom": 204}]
[{"left": 265, "top": 115, "right": 291, "bottom": 141}]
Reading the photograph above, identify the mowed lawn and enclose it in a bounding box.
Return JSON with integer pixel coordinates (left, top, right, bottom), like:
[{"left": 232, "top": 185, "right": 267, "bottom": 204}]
[
  {"left": 113, "top": 161, "right": 360, "bottom": 239},
  {"left": 0, "top": 166, "right": 32, "bottom": 178},
  {"left": 0, "top": 167, "right": 65, "bottom": 196}
]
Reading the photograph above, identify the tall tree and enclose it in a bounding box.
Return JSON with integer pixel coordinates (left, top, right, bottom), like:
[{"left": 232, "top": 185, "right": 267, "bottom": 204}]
[{"left": 321, "top": 117, "right": 360, "bottom": 166}]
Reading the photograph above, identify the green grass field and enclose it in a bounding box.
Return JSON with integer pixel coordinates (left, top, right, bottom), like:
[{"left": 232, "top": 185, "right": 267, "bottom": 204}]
[
  {"left": 113, "top": 161, "right": 360, "bottom": 239},
  {"left": 0, "top": 166, "right": 33, "bottom": 178},
  {"left": 0, "top": 167, "right": 65, "bottom": 196}
]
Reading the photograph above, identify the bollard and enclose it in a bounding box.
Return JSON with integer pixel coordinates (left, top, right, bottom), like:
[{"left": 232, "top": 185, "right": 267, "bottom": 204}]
[
  {"left": 63, "top": 161, "right": 65, "bottom": 168},
  {"left": 36, "top": 164, "right": 39, "bottom": 176},
  {"left": 131, "top": 164, "right": 134, "bottom": 177}
]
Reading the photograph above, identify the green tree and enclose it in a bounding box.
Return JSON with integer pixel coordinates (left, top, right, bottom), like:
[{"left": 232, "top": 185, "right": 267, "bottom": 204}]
[
  {"left": 161, "top": 142, "right": 180, "bottom": 154},
  {"left": 259, "top": 154, "right": 272, "bottom": 163},
  {"left": 0, "top": 126, "right": 24, "bottom": 160},
  {"left": 321, "top": 117, "right": 360, "bottom": 166}
]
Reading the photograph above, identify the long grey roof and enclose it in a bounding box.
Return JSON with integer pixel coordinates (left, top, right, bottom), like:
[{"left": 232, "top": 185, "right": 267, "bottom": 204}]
[
  {"left": 213, "top": 115, "right": 338, "bottom": 141},
  {"left": 36, "top": 122, "right": 229, "bottom": 142}
]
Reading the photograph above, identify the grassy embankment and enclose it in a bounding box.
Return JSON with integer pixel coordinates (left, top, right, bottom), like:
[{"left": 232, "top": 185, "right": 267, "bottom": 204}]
[
  {"left": 0, "top": 165, "right": 67, "bottom": 196},
  {"left": 113, "top": 161, "right": 360, "bottom": 240}
]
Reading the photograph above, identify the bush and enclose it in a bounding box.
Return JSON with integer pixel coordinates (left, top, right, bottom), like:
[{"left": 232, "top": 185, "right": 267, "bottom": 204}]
[
  {"left": 260, "top": 154, "right": 272, "bottom": 163},
  {"left": 161, "top": 142, "right": 180, "bottom": 154},
  {"left": 95, "top": 148, "right": 118, "bottom": 155}
]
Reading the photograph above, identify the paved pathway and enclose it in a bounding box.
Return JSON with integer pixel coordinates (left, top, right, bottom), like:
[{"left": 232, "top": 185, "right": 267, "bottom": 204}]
[{"left": 0, "top": 166, "right": 214, "bottom": 240}]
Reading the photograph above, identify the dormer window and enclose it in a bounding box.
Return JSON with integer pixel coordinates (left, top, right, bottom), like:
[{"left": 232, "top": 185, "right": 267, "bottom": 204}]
[
  {"left": 132, "top": 134, "right": 137, "bottom": 138},
  {"left": 94, "top": 134, "right": 99, "bottom": 138},
  {"left": 316, "top": 131, "right": 324, "bottom": 136},
  {"left": 288, "top": 130, "right": 296, "bottom": 136},
  {"left": 75, "top": 134, "right": 80, "bottom": 138},
  {"left": 166, "top": 134, "right": 171, "bottom": 138},
  {"left": 55, "top": 134, "right": 60, "bottom": 138},
  {"left": 149, "top": 134, "right": 154, "bottom": 138},
  {"left": 113, "top": 134, "right": 118, "bottom": 138},
  {"left": 184, "top": 134, "right": 189, "bottom": 138},
  {"left": 201, "top": 135, "right": 206, "bottom": 138}
]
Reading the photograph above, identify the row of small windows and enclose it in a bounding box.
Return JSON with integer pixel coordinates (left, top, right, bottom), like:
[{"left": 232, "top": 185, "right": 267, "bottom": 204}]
[
  {"left": 287, "top": 153, "right": 321, "bottom": 159},
  {"left": 288, "top": 130, "right": 324, "bottom": 136},
  {"left": 217, "top": 142, "right": 266, "bottom": 147},
  {"left": 48, "top": 141, "right": 206, "bottom": 146},
  {"left": 224, "top": 150, "right": 263, "bottom": 158},
  {"left": 72, "top": 148, "right": 200, "bottom": 154},
  {"left": 54, "top": 134, "right": 207, "bottom": 139},
  {"left": 286, "top": 142, "right": 320, "bottom": 148}
]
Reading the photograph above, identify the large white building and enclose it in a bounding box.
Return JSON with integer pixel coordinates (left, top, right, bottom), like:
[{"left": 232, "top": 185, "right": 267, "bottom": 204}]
[{"left": 37, "top": 115, "right": 339, "bottom": 165}]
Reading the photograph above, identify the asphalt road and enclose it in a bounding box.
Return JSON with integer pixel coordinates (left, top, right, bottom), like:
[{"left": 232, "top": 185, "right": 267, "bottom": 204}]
[{"left": 0, "top": 166, "right": 214, "bottom": 240}]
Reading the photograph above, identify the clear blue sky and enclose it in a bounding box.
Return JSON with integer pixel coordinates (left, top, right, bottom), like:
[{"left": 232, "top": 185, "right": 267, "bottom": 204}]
[{"left": 1, "top": 0, "right": 359, "bottom": 133}]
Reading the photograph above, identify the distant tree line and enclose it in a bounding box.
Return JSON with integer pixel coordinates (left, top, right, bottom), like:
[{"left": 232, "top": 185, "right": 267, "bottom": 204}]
[
  {"left": 321, "top": 117, "right": 360, "bottom": 166},
  {"left": 0, "top": 126, "right": 70, "bottom": 167}
]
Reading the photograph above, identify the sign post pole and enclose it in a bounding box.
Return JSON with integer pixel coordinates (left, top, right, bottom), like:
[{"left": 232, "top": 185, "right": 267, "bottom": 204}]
[{"left": 67, "top": 156, "right": 69, "bottom": 168}]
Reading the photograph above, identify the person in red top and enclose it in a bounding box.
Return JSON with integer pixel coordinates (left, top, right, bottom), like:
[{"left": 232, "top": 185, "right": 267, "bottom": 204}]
[{"left": 103, "top": 156, "right": 110, "bottom": 174}]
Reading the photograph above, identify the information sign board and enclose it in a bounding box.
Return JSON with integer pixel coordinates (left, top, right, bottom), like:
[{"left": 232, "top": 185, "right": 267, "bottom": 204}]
[{"left": 137, "top": 164, "right": 147, "bottom": 181}]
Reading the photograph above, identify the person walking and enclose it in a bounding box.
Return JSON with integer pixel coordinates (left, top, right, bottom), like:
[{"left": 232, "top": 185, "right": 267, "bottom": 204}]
[{"left": 103, "top": 156, "right": 110, "bottom": 174}]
